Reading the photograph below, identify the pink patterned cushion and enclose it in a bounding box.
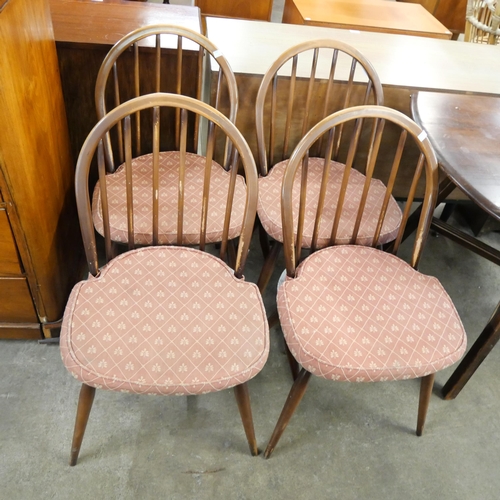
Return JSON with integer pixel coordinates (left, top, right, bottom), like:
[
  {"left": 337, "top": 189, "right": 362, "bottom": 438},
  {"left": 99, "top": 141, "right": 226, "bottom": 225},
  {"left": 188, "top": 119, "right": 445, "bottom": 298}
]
[
  {"left": 277, "top": 246, "right": 466, "bottom": 381},
  {"left": 258, "top": 158, "right": 402, "bottom": 247},
  {"left": 60, "top": 246, "right": 269, "bottom": 395},
  {"left": 92, "top": 151, "right": 247, "bottom": 245}
]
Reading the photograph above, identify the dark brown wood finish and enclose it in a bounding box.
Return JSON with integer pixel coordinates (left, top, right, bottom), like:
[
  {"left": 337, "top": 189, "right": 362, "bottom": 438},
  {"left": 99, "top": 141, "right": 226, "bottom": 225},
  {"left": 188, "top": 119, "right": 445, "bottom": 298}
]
[
  {"left": 70, "top": 384, "right": 96, "bottom": 466},
  {"left": 233, "top": 383, "right": 259, "bottom": 456},
  {"left": 254, "top": 39, "right": 385, "bottom": 294},
  {"left": 94, "top": 24, "right": 238, "bottom": 173},
  {"left": 264, "top": 368, "right": 312, "bottom": 459},
  {"left": 264, "top": 105, "right": 442, "bottom": 458},
  {"left": 412, "top": 91, "right": 500, "bottom": 399},
  {"left": 412, "top": 92, "right": 500, "bottom": 220},
  {"left": 68, "top": 93, "right": 261, "bottom": 464},
  {"left": 0, "top": 0, "right": 82, "bottom": 339},
  {"left": 416, "top": 373, "right": 435, "bottom": 436}
]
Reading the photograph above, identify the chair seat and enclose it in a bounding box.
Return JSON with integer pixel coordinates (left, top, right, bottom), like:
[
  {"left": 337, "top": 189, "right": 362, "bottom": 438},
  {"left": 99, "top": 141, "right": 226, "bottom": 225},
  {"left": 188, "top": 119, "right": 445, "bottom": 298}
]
[
  {"left": 60, "top": 246, "right": 269, "bottom": 395},
  {"left": 92, "top": 151, "right": 247, "bottom": 245},
  {"left": 257, "top": 158, "right": 402, "bottom": 247},
  {"left": 277, "top": 245, "right": 466, "bottom": 382}
]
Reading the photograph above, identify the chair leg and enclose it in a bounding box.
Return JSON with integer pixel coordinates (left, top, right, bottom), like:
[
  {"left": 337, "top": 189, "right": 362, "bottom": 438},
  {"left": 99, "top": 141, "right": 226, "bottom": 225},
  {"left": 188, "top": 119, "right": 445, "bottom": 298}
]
[
  {"left": 233, "top": 383, "right": 259, "bottom": 456},
  {"left": 257, "top": 218, "right": 271, "bottom": 259},
  {"left": 284, "top": 343, "right": 300, "bottom": 381},
  {"left": 227, "top": 239, "right": 237, "bottom": 270},
  {"left": 439, "top": 202, "right": 455, "bottom": 222},
  {"left": 264, "top": 368, "right": 312, "bottom": 459},
  {"left": 257, "top": 241, "right": 282, "bottom": 294},
  {"left": 416, "top": 373, "right": 435, "bottom": 437},
  {"left": 268, "top": 309, "right": 279, "bottom": 329},
  {"left": 70, "top": 383, "right": 96, "bottom": 466}
]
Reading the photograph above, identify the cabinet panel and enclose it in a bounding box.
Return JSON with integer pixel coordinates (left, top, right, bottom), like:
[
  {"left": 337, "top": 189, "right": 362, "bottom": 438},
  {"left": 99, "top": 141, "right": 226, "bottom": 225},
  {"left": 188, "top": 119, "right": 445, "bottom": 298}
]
[
  {"left": 0, "top": 0, "right": 82, "bottom": 334},
  {"left": 0, "top": 209, "right": 22, "bottom": 275},
  {"left": 0, "top": 324, "right": 41, "bottom": 340},
  {"left": 0, "top": 277, "right": 38, "bottom": 322}
]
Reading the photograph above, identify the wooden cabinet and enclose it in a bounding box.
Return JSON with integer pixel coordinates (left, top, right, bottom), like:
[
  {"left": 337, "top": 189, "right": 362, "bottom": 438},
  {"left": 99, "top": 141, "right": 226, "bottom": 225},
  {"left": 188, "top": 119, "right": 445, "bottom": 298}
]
[
  {"left": 397, "top": 0, "right": 467, "bottom": 35},
  {"left": 0, "top": 0, "right": 82, "bottom": 339}
]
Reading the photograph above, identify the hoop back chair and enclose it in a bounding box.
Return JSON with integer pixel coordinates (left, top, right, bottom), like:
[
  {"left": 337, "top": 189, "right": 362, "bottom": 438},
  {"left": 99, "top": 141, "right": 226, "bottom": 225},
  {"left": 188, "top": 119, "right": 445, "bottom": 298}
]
[
  {"left": 264, "top": 106, "right": 467, "bottom": 458},
  {"left": 96, "top": 24, "right": 238, "bottom": 169},
  {"left": 254, "top": 40, "right": 400, "bottom": 293},
  {"left": 465, "top": 0, "right": 500, "bottom": 44},
  {"left": 92, "top": 25, "right": 239, "bottom": 247},
  {"left": 60, "top": 93, "right": 269, "bottom": 465}
]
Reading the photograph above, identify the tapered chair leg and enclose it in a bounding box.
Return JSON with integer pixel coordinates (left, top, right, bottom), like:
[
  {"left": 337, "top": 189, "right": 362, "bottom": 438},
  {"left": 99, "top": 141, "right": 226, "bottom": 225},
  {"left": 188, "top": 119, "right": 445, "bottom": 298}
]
[
  {"left": 284, "top": 343, "right": 300, "bottom": 381},
  {"left": 227, "top": 239, "right": 237, "bottom": 270},
  {"left": 264, "top": 368, "right": 312, "bottom": 459},
  {"left": 258, "top": 218, "right": 271, "bottom": 259},
  {"left": 70, "top": 383, "right": 96, "bottom": 466},
  {"left": 416, "top": 373, "right": 435, "bottom": 436},
  {"left": 234, "top": 383, "right": 259, "bottom": 456},
  {"left": 257, "top": 241, "right": 282, "bottom": 294}
]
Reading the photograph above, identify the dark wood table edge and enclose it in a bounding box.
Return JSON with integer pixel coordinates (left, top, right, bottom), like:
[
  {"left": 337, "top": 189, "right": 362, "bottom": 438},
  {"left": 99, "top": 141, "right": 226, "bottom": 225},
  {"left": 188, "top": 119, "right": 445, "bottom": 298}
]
[{"left": 411, "top": 91, "right": 500, "bottom": 400}]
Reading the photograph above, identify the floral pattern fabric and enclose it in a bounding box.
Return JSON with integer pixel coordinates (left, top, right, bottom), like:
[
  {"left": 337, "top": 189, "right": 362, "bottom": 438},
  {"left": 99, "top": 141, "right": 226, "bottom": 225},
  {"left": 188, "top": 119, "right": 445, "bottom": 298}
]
[
  {"left": 258, "top": 158, "right": 402, "bottom": 247},
  {"left": 92, "top": 151, "right": 247, "bottom": 245},
  {"left": 60, "top": 246, "right": 269, "bottom": 395},
  {"left": 277, "top": 245, "right": 466, "bottom": 382}
]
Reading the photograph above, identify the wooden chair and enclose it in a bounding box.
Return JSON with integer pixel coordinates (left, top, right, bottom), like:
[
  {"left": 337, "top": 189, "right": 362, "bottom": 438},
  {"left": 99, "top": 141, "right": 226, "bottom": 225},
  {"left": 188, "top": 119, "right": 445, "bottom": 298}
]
[
  {"left": 254, "top": 39, "right": 393, "bottom": 294},
  {"left": 93, "top": 25, "right": 239, "bottom": 246},
  {"left": 264, "top": 105, "right": 467, "bottom": 458},
  {"left": 465, "top": 0, "right": 500, "bottom": 44},
  {"left": 60, "top": 93, "right": 269, "bottom": 465}
]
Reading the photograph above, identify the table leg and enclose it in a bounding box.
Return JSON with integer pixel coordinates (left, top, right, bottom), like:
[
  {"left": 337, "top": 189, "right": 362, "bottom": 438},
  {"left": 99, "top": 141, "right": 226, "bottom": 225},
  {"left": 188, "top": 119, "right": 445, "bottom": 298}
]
[
  {"left": 401, "top": 175, "right": 456, "bottom": 242},
  {"left": 442, "top": 301, "right": 500, "bottom": 399}
]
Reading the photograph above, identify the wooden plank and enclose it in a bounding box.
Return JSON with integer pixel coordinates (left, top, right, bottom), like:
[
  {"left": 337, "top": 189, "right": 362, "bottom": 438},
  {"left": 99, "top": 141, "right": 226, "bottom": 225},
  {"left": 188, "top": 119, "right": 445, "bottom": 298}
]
[
  {"left": 50, "top": 0, "right": 202, "bottom": 45},
  {"left": 0, "top": 324, "right": 42, "bottom": 340},
  {"left": 286, "top": 0, "right": 452, "bottom": 39}
]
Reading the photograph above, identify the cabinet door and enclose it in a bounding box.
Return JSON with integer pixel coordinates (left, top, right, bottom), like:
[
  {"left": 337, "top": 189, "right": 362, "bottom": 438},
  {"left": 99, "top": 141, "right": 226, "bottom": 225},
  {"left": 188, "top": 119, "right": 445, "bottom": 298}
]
[
  {"left": 0, "top": 0, "right": 81, "bottom": 326},
  {"left": 0, "top": 278, "right": 38, "bottom": 322},
  {"left": 0, "top": 209, "right": 22, "bottom": 275}
]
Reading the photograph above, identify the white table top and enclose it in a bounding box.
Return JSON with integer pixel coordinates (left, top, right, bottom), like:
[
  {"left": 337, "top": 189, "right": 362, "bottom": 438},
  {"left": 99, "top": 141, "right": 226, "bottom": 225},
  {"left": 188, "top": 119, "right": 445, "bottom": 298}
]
[{"left": 206, "top": 17, "right": 500, "bottom": 96}]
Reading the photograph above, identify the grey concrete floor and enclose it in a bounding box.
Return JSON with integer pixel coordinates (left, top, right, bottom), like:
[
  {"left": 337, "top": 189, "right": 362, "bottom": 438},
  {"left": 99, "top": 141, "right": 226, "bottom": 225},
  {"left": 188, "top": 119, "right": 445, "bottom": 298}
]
[{"left": 1, "top": 208, "right": 500, "bottom": 499}]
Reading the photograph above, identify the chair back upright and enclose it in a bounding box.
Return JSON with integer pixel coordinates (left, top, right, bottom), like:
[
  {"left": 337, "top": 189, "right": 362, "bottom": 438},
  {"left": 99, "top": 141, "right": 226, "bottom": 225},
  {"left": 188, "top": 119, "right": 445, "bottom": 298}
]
[
  {"left": 76, "top": 93, "right": 258, "bottom": 277},
  {"left": 465, "top": 0, "right": 500, "bottom": 44},
  {"left": 255, "top": 39, "right": 384, "bottom": 178},
  {"left": 280, "top": 106, "right": 439, "bottom": 277},
  {"left": 95, "top": 25, "right": 238, "bottom": 171}
]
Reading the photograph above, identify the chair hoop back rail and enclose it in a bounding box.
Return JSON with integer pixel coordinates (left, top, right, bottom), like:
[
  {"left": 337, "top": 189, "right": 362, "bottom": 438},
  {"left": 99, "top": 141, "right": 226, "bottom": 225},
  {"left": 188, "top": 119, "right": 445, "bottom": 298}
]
[
  {"left": 76, "top": 93, "right": 257, "bottom": 277},
  {"left": 254, "top": 39, "right": 386, "bottom": 294},
  {"left": 95, "top": 24, "right": 239, "bottom": 171},
  {"left": 281, "top": 105, "right": 438, "bottom": 276},
  {"left": 255, "top": 39, "right": 384, "bottom": 178}
]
